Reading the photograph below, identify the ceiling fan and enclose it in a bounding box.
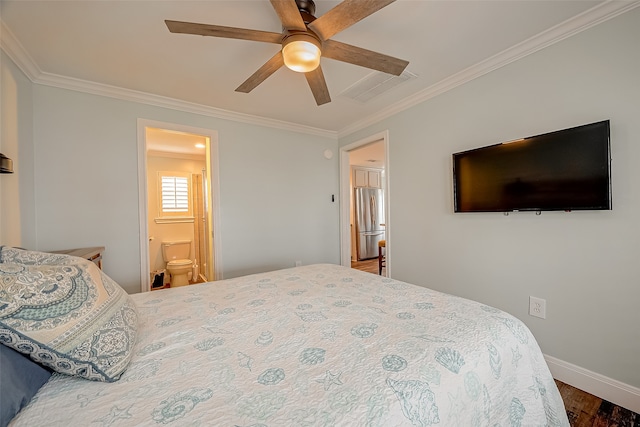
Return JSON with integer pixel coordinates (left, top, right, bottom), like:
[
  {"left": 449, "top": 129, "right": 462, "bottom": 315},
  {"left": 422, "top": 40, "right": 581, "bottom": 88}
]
[{"left": 165, "top": 0, "right": 409, "bottom": 106}]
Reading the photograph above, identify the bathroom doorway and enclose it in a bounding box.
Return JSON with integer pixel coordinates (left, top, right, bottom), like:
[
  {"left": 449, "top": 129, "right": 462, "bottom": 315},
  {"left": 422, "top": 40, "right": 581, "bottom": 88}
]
[{"left": 137, "top": 120, "right": 222, "bottom": 292}]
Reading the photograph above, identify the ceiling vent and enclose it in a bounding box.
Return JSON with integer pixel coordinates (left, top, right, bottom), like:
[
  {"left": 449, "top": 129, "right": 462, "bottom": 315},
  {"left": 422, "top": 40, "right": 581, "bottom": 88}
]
[{"left": 340, "top": 70, "right": 417, "bottom": 103}]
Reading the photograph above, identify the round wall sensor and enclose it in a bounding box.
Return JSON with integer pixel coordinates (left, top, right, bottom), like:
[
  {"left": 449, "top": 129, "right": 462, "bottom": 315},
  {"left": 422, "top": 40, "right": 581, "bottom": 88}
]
[{"left": 323, "top": 149, "right": 333, "bottom": 159}]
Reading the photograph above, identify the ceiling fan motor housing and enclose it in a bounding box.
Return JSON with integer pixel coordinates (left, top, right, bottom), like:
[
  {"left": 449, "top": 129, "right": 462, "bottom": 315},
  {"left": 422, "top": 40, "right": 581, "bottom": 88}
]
[{"left": 296, "top": 0, "right": 317, "bottom": 24}]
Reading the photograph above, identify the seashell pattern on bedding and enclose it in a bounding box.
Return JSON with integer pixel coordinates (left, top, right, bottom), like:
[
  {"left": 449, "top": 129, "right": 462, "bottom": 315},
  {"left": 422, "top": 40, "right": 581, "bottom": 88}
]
[{"left": 8, "top": 264, "right": 569, "bottom": 426}]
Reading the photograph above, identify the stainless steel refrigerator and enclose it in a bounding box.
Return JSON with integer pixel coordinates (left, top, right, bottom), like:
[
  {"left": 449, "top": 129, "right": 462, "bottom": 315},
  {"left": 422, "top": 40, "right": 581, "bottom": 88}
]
[{"left": 354, "top": 187, "right": 385, "bottom": 260}]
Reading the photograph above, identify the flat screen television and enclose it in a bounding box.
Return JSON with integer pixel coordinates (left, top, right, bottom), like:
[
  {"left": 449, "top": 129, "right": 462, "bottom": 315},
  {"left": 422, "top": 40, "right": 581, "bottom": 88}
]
[{"left": 453, "top": 120, "right": 611, "bottom": 213}]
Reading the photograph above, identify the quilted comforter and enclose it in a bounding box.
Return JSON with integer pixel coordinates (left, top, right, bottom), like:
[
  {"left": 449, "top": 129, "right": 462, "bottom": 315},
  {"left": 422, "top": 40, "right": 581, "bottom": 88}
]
[{"left": 10, "top": 264, "right": 568, "bottom": 426}]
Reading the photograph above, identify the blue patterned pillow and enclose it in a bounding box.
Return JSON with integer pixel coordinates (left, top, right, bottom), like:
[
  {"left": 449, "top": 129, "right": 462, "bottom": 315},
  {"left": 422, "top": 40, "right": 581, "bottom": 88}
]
[{"left": 0, "top": 247, "right": 138, "bottom": 382}]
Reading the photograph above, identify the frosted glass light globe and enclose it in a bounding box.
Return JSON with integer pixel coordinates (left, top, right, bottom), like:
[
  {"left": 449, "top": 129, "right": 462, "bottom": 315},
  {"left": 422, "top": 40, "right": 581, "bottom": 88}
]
[{"left": 283, "top": 38, "right": 321, "bottom": 73}]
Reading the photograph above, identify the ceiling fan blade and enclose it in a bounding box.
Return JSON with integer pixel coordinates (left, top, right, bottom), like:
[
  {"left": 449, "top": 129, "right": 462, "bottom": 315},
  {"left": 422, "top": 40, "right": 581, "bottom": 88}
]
[
  {"left": 235, "top": 51, "right": 285, "bottom": 93},
  {"left": 322, "top": 39, "right": 408, "bottom": 76},
  {"left": 165, "top": 20, "right": 282, "bottom": 44},
  {"left": 308, "top": 0, "right": 396, "bottom": 41},
  {"left": 269, "top": 0, "right": 306, "bottom": 31},
  {"left": 305, "top": 66, "right": 331, "bottom": 106}
]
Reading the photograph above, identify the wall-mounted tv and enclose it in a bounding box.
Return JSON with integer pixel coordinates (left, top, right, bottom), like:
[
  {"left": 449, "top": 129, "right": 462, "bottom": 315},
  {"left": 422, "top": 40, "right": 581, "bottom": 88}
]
[{"left": 453, "top": 120, "right": 611, "bottom": 213}]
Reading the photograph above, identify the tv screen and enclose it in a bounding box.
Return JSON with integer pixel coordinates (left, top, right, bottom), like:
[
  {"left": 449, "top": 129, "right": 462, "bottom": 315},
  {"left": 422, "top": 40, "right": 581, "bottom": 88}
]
[{"left": 453, "top": 120, "right": 611, "bottom": 213}]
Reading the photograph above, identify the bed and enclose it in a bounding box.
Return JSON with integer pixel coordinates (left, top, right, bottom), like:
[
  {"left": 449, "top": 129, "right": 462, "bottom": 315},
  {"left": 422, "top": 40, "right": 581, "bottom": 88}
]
[{"left": 1, "top": 247, "right": 569, "bottom": 426}]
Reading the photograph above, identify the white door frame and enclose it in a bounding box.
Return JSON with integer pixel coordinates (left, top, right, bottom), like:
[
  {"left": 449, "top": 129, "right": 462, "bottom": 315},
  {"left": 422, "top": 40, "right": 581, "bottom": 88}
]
[
  {"left": 339, "top": 130, "right": 390, "bottom": 276},
  {"left": 136, "top": 119, "right": 223, "bottom": 292}
]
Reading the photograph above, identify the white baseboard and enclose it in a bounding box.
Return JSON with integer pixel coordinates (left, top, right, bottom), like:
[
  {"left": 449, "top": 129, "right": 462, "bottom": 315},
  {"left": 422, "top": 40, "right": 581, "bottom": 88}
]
[{"left": 545, "top": 354, "right": 640, "bottom": 414}]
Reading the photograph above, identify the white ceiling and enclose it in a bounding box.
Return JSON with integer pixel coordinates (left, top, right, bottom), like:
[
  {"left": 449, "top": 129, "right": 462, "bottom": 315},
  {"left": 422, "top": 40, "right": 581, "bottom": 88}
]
[
  {"left": 349, "top": 140, "right": 385, "bottom": 168},
  {"left": 2, "top": 0, "right": 635, "bottom": 136},
  {"left": 146, "top": 127, "right": 207, "bottom": 157}
]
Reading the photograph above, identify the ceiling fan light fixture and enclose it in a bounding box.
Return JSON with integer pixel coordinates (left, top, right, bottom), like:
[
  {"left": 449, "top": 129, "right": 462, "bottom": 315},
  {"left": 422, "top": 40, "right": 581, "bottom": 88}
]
[
  {"left": 282, "top": 34, "right": 321, "bottom": 73},
  {"left": 166, "top": 0, "right": 408, "bottom": 105}
]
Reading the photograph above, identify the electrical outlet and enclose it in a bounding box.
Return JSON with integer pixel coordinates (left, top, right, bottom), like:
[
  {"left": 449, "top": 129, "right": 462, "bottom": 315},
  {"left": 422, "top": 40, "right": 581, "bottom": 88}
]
[
  {"left": 295, "top": 260, "right": 302, "bottom": 267},
  {"left": 529, "top": 296, "right": 546, "bottom": 319}
]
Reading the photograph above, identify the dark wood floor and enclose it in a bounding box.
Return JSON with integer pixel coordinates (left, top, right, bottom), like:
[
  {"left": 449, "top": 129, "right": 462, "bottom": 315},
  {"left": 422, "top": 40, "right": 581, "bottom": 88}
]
[
  {"left": 556, "top": 380, "right": 638, "bottom": 427},
  {"left": 350, "top": 262, "right": 638, "bottom": 426}
]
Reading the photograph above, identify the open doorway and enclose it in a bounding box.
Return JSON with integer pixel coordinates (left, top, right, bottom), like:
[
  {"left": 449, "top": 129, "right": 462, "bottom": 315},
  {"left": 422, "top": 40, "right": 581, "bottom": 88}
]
[
  {"left": 339, "top": 131, "right": 390, "bottom": 277},
  {"left": 137, "top": 120, "right": 222, "bottom": 292}
]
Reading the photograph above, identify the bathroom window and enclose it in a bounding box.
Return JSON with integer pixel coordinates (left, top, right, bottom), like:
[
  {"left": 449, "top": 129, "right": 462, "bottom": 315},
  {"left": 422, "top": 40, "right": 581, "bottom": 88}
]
[{"left": 156, "top": 171, "right": 194, "bottom": 223}]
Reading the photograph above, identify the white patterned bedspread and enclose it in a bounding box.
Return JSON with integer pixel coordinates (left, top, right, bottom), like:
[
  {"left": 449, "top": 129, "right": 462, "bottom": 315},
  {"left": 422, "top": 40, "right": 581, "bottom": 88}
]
[{"left": 11, "top": 264, "right": 568, "bottom": 426}]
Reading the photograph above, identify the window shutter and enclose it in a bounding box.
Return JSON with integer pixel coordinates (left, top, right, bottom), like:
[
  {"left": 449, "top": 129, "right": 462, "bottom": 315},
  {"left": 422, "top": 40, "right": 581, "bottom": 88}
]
[{"left": 161, "top": 176, "right": 189, "bottom": 212}]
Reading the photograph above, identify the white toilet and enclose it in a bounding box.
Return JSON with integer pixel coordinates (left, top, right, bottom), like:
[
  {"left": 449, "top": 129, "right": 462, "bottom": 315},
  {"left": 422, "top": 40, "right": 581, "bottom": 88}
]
[{"left": 161, "top": 241, "right": 193, "bottom": 287}]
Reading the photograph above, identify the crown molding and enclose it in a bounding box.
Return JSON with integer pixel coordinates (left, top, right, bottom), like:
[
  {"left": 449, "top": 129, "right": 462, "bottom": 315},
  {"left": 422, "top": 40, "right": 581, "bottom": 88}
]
[
  {"left": 0, "top": 20, "right": 42, "bottom": 79},
  {"left": 36, "top": 72, "right": 338, "bottom": 139},
  {"left": 336, "top": 0, "right": 640, "bottom": 138},
  {"left": 0, "top": 21, "right": 337, "bottom": 140}
]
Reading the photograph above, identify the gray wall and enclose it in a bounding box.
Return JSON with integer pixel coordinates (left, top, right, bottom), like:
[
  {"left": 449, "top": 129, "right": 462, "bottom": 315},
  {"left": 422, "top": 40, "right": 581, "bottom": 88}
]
[
  {"left": 340, "top": 9, "right": 640, "bottom": 388},
  {"left": 1, "top": 62, "right": 340, "bottom": 293}
]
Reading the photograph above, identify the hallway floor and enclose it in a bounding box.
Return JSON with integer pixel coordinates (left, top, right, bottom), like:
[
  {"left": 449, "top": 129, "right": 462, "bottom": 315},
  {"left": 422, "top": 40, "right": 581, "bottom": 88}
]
[{"left": 351, "top": 258, "right": 385, "bottom": 276}]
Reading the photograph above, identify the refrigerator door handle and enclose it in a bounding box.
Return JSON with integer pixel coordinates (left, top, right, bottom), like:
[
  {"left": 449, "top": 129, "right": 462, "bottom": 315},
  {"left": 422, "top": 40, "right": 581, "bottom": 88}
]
[{"left": 370, "top": 195, "right": 376, "bottom": 226}]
